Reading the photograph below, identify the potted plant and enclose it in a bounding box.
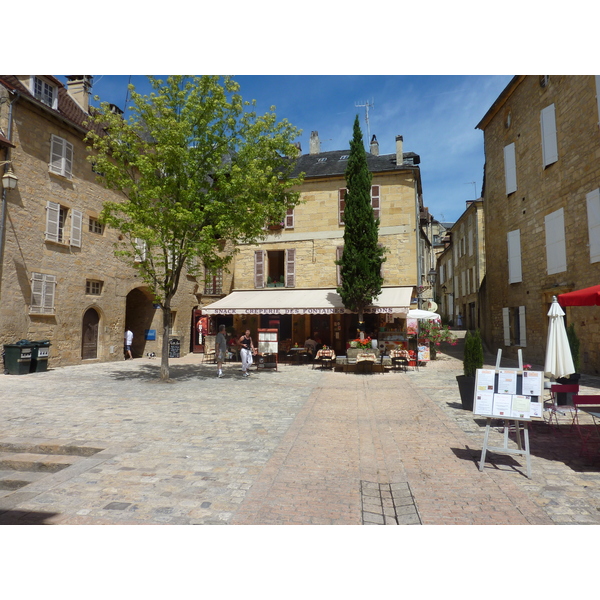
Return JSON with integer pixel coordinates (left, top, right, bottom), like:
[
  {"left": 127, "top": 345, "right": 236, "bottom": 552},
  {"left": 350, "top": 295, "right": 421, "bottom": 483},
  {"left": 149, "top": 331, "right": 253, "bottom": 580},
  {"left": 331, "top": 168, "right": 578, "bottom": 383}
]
[
  {"left": 266, "top": 276, "right": 275, "bottom": 288},
  {"left": 557, "top": 323, "right": 581, "bottom": 384},
  {"left": 456, "top": 330, "right": 484, "bottom": 410},
  {"left": 418, "top": 320, "right": 457, "bottom": 360}
]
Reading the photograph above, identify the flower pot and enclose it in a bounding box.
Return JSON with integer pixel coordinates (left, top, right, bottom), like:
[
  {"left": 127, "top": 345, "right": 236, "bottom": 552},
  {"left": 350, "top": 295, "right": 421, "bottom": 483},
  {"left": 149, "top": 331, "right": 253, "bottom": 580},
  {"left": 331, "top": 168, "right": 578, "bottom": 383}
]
[{"left": 456, "top": 375, "right": 475, "bottom": 411}]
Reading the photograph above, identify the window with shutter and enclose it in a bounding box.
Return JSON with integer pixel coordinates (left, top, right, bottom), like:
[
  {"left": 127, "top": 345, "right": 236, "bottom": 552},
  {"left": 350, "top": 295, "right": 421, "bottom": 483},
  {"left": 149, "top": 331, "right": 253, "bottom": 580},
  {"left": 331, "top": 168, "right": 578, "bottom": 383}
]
[
  {"left": 30, "top": 273, "right": 56, "bottom": 314},
  {"left": 371, "top": 185, "right": 380, "bottom": 220},
  {"left": 134, "top": 238, "right": 147, "bottom": 262},
  {"left": 254, "top": 250, "right": 265, "bottom": 288},
  {"left": 285, "top": 208, "right": 294, "bottom": 229},
  {"left": 504, "top": 143, "right": 517, "bottom": 195},
  {"left": 204, "top": 267, "right": 223, "bottom": 295},
  {"left": 285, "top": 248, "right": 296, "bottom": 288},
  {"left": 507, "top": 229, "right": 522, "bottom": 283},
  {"left": 541, "top": 104, "right": 558, "bottom": 167},
  {"left": 49, "top": 135, "right": 73, "bottom": 178},
  {"left": 518, "top": 306, "right": 527, "bottom": 347},
  {"left": 545, "top": 208, "right": 567, "bottom": 274},
  {"left": 586, "top": 188, "right": 600, "bottom": 263},
  {"left": 338, "top": 189, "right": 346, "bottom": 225},
  {"left": 70, "top": 209, "right": 83, "bottom": 248}
]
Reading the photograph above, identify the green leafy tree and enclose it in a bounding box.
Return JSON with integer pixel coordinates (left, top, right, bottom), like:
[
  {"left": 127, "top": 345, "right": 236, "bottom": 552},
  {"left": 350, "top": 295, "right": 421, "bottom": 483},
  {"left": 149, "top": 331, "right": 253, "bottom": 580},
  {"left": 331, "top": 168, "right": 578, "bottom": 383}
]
[
  {"left": 86, "top": 76, "right": 302, "bottom": 380},
  {"left": 336, "top": 115, "right": 385, "bottom": 336}
]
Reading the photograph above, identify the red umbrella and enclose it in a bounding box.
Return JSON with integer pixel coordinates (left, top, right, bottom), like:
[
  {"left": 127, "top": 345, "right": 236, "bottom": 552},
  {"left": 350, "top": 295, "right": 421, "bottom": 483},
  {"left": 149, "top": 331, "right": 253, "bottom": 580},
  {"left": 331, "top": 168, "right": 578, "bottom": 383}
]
[{"left": 558, "top": 284, "right": 600, "bottom": 307}]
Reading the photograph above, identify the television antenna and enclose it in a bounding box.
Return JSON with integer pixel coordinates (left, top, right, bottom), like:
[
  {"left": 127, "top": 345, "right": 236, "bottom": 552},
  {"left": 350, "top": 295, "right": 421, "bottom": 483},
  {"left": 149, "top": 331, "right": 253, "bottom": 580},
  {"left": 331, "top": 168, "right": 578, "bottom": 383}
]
[
  {"left": 355, "top": 99, "right": 374, "bottom": 145},
  {"left": 464, "top": 181, "right": 477, "bottom": 200}
]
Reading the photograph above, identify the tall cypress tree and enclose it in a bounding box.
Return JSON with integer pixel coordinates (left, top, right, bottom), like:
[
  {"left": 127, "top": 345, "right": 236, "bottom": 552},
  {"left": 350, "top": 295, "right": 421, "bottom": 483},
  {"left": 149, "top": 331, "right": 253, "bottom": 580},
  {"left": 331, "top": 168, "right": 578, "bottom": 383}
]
[{"left": 336, "top": 115, "right": 385, "bottom": 337}]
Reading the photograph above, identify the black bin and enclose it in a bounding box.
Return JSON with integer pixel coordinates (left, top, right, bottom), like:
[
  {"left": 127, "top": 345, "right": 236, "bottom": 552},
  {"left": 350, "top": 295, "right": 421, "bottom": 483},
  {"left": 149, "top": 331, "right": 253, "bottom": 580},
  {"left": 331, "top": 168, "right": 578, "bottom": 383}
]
[
  {"left": 3, "top": 341, "right": 34, "bottom": 375},
  {"left": 30, "top": 340, "right": 51, "bottom": 373}
]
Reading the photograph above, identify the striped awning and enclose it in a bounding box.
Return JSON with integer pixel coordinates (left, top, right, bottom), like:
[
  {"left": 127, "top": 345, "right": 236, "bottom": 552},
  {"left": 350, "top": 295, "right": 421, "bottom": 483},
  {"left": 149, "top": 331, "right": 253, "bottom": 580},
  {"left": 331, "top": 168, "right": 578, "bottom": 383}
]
[{"left": 202, "top": 287, "right": 413, "bottom": 316}]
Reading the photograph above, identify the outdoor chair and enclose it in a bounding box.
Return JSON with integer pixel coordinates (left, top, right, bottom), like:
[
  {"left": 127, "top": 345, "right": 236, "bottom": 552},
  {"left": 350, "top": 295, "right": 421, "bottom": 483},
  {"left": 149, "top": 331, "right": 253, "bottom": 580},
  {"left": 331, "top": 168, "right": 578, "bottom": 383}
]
[
  {"left": 544, "top": 384, "right": 580, "bottom": 429},
  {"left": 571, "top": 395, "right": 600, "bottom": 456}
]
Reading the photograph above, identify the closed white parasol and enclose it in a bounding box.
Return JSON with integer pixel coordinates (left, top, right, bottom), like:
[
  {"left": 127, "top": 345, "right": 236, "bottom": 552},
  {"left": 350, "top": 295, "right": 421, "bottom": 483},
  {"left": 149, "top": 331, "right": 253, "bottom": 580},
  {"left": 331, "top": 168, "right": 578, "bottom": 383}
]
[{"left": 544, "top": 296, "right": 575, "bottom": 379}]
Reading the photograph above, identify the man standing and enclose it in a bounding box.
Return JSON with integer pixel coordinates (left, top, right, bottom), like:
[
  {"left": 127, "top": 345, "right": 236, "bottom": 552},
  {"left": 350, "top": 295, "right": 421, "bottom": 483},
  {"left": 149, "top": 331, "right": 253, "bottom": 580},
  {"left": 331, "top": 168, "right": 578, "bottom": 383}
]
[
  {"left": 215, "top": 324, "right": 227, "bottom": 378},
  {"left": 124, "top": 328, "right": 133, "bottom": 360}
]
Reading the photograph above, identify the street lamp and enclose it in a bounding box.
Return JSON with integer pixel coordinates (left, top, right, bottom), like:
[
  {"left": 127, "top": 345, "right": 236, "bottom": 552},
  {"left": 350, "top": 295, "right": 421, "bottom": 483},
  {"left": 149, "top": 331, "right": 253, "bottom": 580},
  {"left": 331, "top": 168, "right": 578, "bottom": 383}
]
[{"left": 1, "top": 166, "right": 18, "bottom": 190}]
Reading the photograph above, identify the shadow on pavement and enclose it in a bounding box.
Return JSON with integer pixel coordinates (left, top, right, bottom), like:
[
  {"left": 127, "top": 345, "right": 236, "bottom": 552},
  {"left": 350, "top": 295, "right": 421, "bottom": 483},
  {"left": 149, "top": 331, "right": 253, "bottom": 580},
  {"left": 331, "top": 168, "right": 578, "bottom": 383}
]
[{"left": 0, "top": 509, "right": 60, "bottom": 525}]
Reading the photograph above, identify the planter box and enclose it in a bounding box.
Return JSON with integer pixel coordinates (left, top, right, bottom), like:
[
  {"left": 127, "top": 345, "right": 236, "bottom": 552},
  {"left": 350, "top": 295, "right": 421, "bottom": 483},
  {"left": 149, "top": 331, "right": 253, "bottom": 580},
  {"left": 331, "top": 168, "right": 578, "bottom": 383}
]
[
  {"left": 456, "top": 375, "right": 475, "bottom": 411},
  {"left": 347, "top": 348, "right": 379, "bottom": 360}
]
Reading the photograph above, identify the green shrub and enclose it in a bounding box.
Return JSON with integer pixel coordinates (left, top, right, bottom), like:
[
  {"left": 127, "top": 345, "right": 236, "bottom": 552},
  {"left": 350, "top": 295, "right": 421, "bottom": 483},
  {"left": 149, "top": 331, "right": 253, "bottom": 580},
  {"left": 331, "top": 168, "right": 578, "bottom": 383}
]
[{"left": 463, "top": 330, "right": 484, "bottom": 377}]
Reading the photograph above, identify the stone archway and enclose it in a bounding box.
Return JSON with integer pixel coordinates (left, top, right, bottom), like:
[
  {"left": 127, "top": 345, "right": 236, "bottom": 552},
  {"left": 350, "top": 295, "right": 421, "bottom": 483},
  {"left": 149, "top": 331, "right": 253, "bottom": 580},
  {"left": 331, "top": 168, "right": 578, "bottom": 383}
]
[
  {"left": 125, "top": 287, "right": 155, "bottom": 358},
  {"left": 81, "top": 307, "right": 100, "bottom": 360}
]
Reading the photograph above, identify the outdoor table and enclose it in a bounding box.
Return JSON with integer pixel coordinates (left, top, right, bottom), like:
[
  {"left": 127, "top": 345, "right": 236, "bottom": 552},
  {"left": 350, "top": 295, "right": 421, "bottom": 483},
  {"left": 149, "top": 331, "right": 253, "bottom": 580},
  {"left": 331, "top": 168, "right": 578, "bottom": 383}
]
[
  {"left": 289, "top": 347, "right": 308, "bottom": 365},
  {"left": 314, "top": 349, "right": 336, "bottom": 369},
  {"left": 389, "top": 349, "right": 409, "bottom": 372}
]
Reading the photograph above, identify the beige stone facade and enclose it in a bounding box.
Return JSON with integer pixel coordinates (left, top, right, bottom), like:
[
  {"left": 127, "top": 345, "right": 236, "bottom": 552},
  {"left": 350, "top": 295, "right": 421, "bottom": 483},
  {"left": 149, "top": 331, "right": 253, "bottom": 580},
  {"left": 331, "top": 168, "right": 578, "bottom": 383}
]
[
  {"left": 477, "top": 75, "right": 600, "bottom": 374},
  {"left": 0, "top": 76, "right": 207, "bottom": 369},
  {"left": 436, "top": 200, "right": 485, "bottom": 329},
  {"left": 219, "top": 132, "right": 431, "bottom": 353}
]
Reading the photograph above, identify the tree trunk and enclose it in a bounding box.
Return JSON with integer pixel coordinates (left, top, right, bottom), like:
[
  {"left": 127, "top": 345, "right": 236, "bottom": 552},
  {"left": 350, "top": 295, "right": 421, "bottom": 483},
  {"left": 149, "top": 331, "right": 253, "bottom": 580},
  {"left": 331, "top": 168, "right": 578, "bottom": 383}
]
[{"left": 160, "top": 304, "right": 171, "bottom": 381}]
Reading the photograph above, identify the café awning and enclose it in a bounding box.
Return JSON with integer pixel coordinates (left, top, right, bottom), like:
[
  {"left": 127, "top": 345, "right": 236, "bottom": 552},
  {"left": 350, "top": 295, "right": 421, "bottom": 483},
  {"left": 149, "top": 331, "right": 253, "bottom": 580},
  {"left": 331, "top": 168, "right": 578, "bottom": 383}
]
[{"left": 201, "top": 287, "right": 413, "bottom": 316}]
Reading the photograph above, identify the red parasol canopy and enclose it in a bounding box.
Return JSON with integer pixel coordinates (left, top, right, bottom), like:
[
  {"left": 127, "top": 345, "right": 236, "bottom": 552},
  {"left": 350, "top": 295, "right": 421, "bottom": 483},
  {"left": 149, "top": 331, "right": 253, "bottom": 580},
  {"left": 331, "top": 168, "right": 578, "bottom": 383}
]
[{"left": 557, "top": 284, "right": 600, "bottom": 307}]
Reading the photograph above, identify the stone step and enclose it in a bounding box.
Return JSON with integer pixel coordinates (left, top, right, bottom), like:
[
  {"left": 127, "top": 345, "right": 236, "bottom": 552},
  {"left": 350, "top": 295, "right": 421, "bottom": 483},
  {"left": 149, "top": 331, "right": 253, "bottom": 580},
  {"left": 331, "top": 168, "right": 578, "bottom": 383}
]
[
  {"left": 0, "top": 442, "right": 102, "bottom": 457},
  {"left": 0, "top": 470, "right": 48, "bottom": 494},
  {"left": 0, "top": 452, "right": 76, "bottom": 473}
]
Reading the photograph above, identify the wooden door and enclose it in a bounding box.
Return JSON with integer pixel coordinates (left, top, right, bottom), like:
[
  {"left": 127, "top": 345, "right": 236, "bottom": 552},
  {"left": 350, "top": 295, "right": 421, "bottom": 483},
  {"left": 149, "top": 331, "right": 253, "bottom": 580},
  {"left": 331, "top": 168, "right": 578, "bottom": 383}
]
[{"left": 82, "top": 308, "right": 99, "bottom": 360}]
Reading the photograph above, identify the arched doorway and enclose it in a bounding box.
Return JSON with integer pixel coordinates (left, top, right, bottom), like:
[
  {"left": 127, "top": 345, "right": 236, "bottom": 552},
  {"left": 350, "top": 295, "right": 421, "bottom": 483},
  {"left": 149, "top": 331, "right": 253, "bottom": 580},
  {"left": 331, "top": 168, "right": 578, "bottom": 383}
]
[
  {"left": 82, "top": 307, "right": 100, "bottom": 360},
  {"left": 125, "top": 287, "right": 156, "bottom": 358}
]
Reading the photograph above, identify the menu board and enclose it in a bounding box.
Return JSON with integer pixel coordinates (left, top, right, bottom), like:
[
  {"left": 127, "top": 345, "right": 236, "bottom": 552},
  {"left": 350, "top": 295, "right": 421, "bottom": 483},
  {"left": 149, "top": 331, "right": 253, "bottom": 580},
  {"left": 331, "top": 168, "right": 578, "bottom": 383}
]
[{"left": 473, "top": 368, "right": 545, "bottom": 420}]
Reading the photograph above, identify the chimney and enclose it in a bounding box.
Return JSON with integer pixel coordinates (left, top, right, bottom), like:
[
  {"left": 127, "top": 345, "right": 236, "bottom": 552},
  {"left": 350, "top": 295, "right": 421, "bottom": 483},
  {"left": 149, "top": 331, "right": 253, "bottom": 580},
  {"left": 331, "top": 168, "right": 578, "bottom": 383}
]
[
  {"left": 370, "top": 135, "right": 379, "bottom": 156},
  {"left": 66, "top": 76, "right": 93, "bottom": 113},
  {"left": 396, "top": 135, "right": 403, "bottom": 165},
  {"left": 309, "top": 131, "right": 320, "bottom": 155}
]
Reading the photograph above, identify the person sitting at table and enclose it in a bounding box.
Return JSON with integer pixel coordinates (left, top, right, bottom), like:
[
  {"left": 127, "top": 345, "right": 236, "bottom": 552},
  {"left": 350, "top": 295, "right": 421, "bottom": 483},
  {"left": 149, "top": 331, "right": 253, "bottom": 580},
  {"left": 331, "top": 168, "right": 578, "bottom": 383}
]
[{"left": 304, "top": 337, "right": 317, "bottom": 356}]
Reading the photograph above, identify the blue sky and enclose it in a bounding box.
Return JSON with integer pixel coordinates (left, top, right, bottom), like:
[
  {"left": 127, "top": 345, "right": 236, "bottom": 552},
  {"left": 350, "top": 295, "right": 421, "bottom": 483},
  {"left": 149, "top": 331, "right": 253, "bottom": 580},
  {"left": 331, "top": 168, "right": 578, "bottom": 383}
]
[{"left": 58, "top": 74, "right": 513, "bottom": 223}]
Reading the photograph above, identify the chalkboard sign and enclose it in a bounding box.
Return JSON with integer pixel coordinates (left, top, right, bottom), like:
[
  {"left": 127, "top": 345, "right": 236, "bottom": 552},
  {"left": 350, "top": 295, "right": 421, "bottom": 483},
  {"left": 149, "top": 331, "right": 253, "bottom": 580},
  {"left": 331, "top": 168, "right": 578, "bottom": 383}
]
[{"left": 168, "top": 337, "right": 180, "bottom": 358}]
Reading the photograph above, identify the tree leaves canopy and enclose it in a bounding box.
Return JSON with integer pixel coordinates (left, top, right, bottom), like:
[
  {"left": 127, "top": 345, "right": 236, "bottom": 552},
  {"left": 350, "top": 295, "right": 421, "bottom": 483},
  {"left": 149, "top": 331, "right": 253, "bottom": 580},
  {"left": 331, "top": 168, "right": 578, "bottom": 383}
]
[{"left": 336, "top": 115, "right": 385, "bottom": 317}]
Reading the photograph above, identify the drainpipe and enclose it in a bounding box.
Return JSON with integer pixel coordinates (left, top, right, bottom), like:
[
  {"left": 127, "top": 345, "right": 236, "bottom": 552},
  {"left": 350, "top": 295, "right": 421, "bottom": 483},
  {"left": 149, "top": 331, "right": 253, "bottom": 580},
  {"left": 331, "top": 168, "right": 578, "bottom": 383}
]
[{"left": 0, "top": 89, "right": 19, "bottom": 300}]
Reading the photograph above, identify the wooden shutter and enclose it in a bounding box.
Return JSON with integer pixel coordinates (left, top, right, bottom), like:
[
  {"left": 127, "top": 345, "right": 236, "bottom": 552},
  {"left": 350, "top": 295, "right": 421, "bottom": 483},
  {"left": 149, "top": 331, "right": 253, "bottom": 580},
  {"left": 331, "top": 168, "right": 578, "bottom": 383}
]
[
  {"left": 70, "top": 209, "right": 82, "bottom": 247},
  {"left": 502, "top": 307, "right": 511, "bottom": 346},
  {"left": 64, "top": 139, "right": 73, "bottom": 178},
  {"left": 545, "top": 208, "right": 566, "bottom": 275},
  {"left": 338, "top": 189, "right": 346, "bottom": 225},
  {"left": 45, "top": 201, "right": 60, "bottom": 242},
  {"left": 586, "top": 188, "right": 600, "bottom": 263},
  {"left": 49, "top": 135, "right": 64, "bottom": 175},
  {"left": 519, "top": 306, "right": 527, "bottom": 347},
  {"left": 43, "top": 274, "right": 56, "bottom": 314},
  {"left": 285, "top": 208, "right": 294, "bottom": 229},
  {"left": 507, "top": 229, "right": 522, "bottom": 283},
  {"left": 371, "top": 185, "right": 380, "bottom": 220},
  {"left": 285, "top": 248, "right": 296, "bottom": 288},
  {"left": 30, "top": 273, "right": 44, "bottom": 313},
  {"left": 541, "top": 104, "right": 558, "bottom": 167},
  {"left": 504, "top": 143, "right": 517, "bottom": 195},
  {"left": 254, "top": 250, "right": 265, "bottom": 288},
  {"left": 336, "top": 246, "right": 343, "bottom": 285}
]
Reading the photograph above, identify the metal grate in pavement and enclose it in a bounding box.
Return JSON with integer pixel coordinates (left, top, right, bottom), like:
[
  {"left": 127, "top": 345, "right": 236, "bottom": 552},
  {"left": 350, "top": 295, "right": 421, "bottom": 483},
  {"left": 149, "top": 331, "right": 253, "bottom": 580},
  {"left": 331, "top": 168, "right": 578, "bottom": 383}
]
[{"left": 361, "top": 481, "right": 421, "bottom": 525}]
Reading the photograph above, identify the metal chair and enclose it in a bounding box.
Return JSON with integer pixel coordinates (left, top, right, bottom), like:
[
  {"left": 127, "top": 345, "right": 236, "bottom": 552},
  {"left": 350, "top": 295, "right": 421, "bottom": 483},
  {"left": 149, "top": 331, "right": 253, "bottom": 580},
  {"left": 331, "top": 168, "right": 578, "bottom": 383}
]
[{"left": 544, "top": 384, "right": 580, "bottom": 429}]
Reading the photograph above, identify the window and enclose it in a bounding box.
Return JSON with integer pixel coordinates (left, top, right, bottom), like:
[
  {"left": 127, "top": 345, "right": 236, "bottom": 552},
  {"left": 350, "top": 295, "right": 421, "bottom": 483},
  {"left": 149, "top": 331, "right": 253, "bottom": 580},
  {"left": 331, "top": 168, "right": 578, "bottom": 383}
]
[
  {"left": 317, "top": 157, "right": 327, "bottom": 163},
  {"left": 540, "top": 104, "right": 558, "bottom": 167},
  {"left": 45, "top": 201, "right": 82, "bottom": 247},
  {"left": 507, "top": 229, "right": 522, "bottom": 284},
  {"left": 204, "top": 267, "right": 223, "bottom": 295},
  {"left": 586, "top": 188, "right": 600, "bottom": 263},
  {"left": 266, "top": 250, "right": 285, "bottom": 286},
  {"left": 504, "top": 143, "right": 517, "bottom": 195},
  {"left": 30, "top": 273, "right": 56, "bottom": 314},
  {"left": 32, "top": 77, "right": 57, "bottom": 108},
  {"left": 339, "top": 155, "right": 349, "bottom": 161},
  {"left": 284, "top": 208, "right": 294, "bottom": 229},
  {"left": 503, "top": 306, "right": 527, "bottom": 347},
  {"left": 545, "top": 208, "right": 567, "bottom": 274},
  {"left": 89, "top": 217, "right": 104, "bottom": 235},
  {"left": 371, "top": 185, "right": 380, "bottom": 220},
  {"left": 49, "top": 135, "right": 73, "bottom": 179},
  {"left": 338, "top": 188, "right": 346, "bottom": 225},
  {"left": 85, "top": 280, "right": 103, "bottom": 295}
]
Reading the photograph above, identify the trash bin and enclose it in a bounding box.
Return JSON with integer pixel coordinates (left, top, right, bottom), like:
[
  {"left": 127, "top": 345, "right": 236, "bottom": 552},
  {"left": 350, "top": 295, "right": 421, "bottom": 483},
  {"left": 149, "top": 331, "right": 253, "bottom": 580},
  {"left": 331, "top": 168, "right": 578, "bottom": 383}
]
[
  {"left": 3, "top": 340, "right": 34, "bottom": 375},
  {"left": 30, "top": 340, "right": 51, "bottom": 373}
]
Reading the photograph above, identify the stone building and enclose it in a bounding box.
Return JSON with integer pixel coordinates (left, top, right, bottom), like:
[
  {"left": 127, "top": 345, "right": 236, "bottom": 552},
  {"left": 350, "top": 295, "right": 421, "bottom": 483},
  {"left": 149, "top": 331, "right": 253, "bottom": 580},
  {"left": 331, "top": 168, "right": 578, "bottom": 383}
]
[
  {"left": 436, "top": 199, "right": 485, "bottom": 329},
  {"left": 476, "top": 75, "right": 600, "bottom": 374},
  {"left": 0, "top": 75, "right": 208, "bottom": 368},
  {"left": 203, "top": 131, "right": 433, "bottom": 355}
]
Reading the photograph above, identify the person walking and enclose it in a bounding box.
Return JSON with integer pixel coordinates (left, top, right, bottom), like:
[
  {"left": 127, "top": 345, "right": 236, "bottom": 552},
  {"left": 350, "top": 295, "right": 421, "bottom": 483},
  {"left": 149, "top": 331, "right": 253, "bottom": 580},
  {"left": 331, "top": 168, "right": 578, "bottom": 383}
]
[
  {"left": 124, "top": 328, "right": 133, "bottom": 360},
  {"left": 239, "top": 329, "right": 255, "bottom": 377},
  {"left": 215, "top": 324, "right": 227, "bottom": 378}
]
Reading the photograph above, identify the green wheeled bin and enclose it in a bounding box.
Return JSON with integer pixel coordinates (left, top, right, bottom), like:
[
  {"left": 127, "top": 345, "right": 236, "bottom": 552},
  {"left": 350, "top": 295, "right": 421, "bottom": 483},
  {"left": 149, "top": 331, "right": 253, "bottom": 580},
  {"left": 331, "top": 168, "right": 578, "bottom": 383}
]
[
  {"left": 3, "top": 341, "right": 34, "bottom": 375},
  {"left": 30, "top": 340, "right": 51, "bottom": 373}
]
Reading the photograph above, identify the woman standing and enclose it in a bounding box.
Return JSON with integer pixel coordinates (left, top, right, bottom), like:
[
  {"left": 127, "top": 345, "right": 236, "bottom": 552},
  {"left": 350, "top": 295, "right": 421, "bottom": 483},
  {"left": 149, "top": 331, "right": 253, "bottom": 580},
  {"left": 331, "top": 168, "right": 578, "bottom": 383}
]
[{"left": 239, "top": 329, "right": 256, "bottom": 377}]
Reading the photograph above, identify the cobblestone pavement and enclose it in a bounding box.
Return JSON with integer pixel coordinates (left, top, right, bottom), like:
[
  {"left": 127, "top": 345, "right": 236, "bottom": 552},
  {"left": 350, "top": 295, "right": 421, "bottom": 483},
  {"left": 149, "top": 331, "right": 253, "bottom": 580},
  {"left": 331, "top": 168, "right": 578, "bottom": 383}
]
[{"left": 1, "top": 341, "right": 600, "bottom": 525}]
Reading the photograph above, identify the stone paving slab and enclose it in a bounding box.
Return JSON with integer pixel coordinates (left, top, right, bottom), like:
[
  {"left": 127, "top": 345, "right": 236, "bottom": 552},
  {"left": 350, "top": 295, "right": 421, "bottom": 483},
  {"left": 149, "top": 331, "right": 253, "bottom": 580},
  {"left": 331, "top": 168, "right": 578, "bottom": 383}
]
[{"left": 1, "top": 349, "right": 600, "bottom": 525}]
